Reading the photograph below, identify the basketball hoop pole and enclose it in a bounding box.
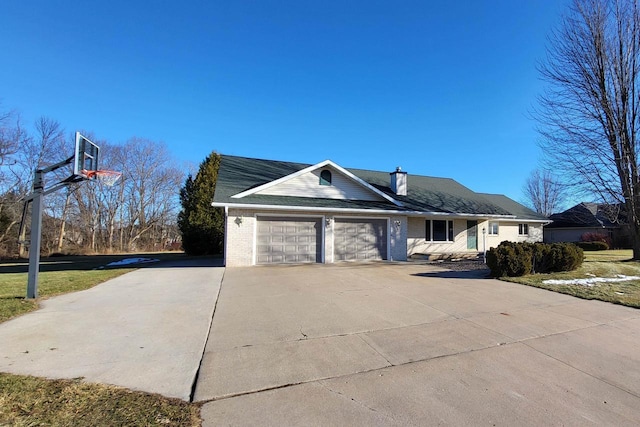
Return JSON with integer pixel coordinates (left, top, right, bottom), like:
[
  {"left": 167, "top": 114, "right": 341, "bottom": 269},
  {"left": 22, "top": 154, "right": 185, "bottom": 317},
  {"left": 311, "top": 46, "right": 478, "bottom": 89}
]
[
  {"left": 26, "top": 170, "right": 45, "bottom": 299},
  {"left": 25, "top": 132, "right": 101, "bottom": 299},
  {"left": 26, "top": 157, "right": 74, "bottom": 299}
]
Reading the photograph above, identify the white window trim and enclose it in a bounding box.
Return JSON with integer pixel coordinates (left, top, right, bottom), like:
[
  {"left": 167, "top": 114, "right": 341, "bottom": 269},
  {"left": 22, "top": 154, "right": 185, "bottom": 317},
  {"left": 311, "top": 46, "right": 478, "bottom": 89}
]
[
  {"left": 518, "top": 223, "right": 529, "bottom": 236},
  {"left": 426, "top": 219, "right": 454, "bottom": 243},
  {"left": 319, "top": 169, "right": 332, "bottom": 186},
  {"left": 488, "top": 221, "right": 499, "bottom": 235}
]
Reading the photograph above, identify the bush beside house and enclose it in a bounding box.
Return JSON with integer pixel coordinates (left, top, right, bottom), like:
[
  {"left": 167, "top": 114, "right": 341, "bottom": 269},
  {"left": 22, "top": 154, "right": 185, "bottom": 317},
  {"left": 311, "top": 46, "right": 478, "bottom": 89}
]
[{"left": 487, "top": 241, "right": 583, "bottom": 277}]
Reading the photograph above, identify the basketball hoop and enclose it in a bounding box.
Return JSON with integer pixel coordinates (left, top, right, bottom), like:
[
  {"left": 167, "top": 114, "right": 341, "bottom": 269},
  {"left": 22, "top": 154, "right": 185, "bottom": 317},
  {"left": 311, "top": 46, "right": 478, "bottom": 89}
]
[{"left": 82, "top": 169, "right": 122, "bottom": 186}]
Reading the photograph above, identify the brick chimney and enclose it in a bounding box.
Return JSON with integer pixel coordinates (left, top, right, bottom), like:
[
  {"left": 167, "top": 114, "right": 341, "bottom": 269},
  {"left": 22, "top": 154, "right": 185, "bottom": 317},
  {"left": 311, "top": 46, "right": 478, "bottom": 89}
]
[{"left": 390, "top": 166, "right": 407, "bottom": 196}]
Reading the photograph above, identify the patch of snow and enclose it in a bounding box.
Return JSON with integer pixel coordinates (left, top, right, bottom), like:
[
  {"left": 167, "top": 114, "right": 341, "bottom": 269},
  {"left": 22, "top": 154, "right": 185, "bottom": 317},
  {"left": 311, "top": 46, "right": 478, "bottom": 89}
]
[
  {"left": 543, "top": 274, "right": 640, "bottom": 287},
  {"left": 106, "top": 257, "right": 160, "bottom": 267}
]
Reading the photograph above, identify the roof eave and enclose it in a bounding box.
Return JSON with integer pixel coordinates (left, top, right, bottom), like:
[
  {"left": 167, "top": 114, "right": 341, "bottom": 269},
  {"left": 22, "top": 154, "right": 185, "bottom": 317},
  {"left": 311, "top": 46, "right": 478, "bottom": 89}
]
[
  {"left": 229, "top": 159, "right": 403, "bottom": 207},
  {"left": 212, "top": 201, "right": 529, "bottom": 219}
]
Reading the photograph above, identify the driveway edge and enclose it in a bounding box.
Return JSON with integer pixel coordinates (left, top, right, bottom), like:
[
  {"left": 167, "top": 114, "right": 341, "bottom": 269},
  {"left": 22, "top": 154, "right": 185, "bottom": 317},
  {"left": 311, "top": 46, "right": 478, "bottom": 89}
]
[{"left": 190, "top": 267, "right": 225, "bottom": 402}]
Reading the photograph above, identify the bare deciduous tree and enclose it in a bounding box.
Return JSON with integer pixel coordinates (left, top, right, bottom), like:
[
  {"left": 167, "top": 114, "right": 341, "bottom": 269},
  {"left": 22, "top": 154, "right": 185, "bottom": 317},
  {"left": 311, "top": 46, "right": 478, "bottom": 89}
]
[
  {"left": 0, "top": 112, "right": 30, "bottom": 192},
  {"left": 0, "top": 107, "right": 18, "bottom": 168},
  {"left": 0, "top": 102, "right": 185, "bottom": 257},
  {"left": 0, "top": 108, "right": 34, "bottom": 256},
  {"left": 523, "top": 169, "right": 566, "bottom": 217},
  {"left": 536, "top": 0, "right": 640, "bottom": 257},
  {"left": 115, "top": 138, "right": 183, "bottom": 251},
  {"left": 63, "top": 137, "right": 184, "bottom": 253}
]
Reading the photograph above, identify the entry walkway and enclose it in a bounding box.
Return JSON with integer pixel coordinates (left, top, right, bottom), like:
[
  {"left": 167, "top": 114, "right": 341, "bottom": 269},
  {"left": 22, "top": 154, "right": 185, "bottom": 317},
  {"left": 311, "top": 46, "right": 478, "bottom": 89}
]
[{"left": 0, "top": 258, "right": 223, "bottom": 401}]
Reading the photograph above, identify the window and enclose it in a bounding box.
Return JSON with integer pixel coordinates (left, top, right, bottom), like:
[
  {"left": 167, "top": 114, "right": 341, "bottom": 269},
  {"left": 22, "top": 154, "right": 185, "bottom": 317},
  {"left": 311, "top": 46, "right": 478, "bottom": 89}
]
[
  {"left": 519, "top": 223, "right": 529, "bottom": 235},
  {"left": 320, "top": 169, "right": 332, "bottom": 186},
  {"left": 488, "top": 222, "right": 499, "bottom": 235},
  {"left": 426, "top": 219, "right": 454, "bottom": 242}
]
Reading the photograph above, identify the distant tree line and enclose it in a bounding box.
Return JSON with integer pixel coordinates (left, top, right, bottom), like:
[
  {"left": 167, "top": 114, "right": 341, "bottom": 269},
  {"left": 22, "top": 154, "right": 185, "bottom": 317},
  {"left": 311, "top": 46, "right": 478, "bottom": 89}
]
[{"left": 0, "top": 102, "right": 185, "bottom": 258}]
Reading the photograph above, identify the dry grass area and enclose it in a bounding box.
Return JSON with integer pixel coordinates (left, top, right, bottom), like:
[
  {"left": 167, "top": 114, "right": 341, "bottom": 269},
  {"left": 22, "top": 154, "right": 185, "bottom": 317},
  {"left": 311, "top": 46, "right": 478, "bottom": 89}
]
[
  {"left": 0, "top": 373, "right": 201, "bottom": 426},
  {"left": 503, "top": 250, "right": 640, "bottom": 308}
]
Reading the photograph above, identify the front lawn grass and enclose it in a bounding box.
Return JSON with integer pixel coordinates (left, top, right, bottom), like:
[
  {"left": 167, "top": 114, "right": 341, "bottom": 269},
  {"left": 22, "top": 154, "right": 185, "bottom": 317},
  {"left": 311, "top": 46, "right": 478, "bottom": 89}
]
[
  {"left": 502, "top": 250, "right": 640, "bottom": 308},
  {"left": 0, "top": 373, "right": 201, "bottom": 426}
]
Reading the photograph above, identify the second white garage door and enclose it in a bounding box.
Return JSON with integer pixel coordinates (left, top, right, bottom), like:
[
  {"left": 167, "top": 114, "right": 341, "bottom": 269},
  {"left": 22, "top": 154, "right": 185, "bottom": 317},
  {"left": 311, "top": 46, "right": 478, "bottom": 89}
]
[
  {"left": 334, "top": 218, "right": 388, "bottom": 261},
  {"left": 256, "top": 217, "right": 322, "bottom": 264}
]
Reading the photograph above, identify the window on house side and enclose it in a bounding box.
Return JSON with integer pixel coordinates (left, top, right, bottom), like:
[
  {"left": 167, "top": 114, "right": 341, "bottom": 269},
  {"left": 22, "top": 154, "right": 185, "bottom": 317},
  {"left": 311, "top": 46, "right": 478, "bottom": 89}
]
[
  {"left": 488, "top": 222, "right": 499, "bottom": 235},
  {"left": 519, "top": 223, "right": 529, "bottom": 235},
  {"left": 425, "top": 219, "right": 454, "bottom": 242},
  {"left": 320, "top": 169, "right": 332, "bottom": 186}
]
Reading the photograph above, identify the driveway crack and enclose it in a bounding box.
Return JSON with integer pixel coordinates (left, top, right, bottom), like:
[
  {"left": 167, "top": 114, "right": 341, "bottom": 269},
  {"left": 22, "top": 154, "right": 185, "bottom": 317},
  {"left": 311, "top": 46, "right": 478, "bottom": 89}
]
[
  {"left": 357, "top": 334, "right": 394, "bottom": 366},
  {"left": 520, "top": 340, "right": 640, "bottom": 399},
  {"left": 317, "top": 381, "right": 407, "bottom": 424},
  {"left": 318, "top": 381, "right": 378, "bottom": 413}
]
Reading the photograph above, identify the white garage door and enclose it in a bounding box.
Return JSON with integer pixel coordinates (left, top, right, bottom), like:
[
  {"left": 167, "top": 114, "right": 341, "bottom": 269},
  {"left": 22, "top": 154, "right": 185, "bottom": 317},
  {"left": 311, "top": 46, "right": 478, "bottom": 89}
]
[
  {"left": 334, "top": 218, "right": 387, "bottom": 261},
  {"left": 256, "top": 217, "right": 322, "bottom": 264}
]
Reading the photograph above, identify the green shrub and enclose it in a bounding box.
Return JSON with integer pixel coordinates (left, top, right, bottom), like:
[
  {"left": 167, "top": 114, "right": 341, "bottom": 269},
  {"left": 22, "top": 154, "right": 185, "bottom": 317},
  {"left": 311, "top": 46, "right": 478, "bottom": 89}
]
[
  {"left": 487, "top": 241, "right": 583, "bottom": 277},
  {"left": 486, "top": 241, "right": 532, "bottom": 277},
  {"left": 557, "top": 242, "right": 584, "bottom": 271},
  {"left": 576, "top": 241, "right": 609, "bottom": 251}
]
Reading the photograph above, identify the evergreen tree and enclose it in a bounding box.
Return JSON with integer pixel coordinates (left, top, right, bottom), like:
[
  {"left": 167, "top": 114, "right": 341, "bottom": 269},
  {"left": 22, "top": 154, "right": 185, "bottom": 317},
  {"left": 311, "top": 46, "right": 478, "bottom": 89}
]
[{"left": 178, "top": 152, "right": 224, "bottom": 255}]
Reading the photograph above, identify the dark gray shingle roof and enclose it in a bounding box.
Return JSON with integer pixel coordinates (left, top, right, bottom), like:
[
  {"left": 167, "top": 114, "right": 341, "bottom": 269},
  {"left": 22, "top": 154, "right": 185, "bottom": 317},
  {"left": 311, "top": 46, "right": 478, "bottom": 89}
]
[
  {"left": 213, "top": 154, "right": 545, "bottom": 220},
  {"left": 546, "top": 202, "right": 622, "bottom": 228}
]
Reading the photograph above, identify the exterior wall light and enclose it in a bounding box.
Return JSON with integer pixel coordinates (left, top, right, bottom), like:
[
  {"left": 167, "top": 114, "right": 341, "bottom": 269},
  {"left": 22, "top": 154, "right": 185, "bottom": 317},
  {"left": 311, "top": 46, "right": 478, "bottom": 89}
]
[
  {"left": 325, "top": 217, "right": 332, "bottom": 227},
  {"left": 394, "top": 220, "right": 401, "bottom": 230},
  {"left": 235, "top": 216, "right": 243, "bottom": 226}
]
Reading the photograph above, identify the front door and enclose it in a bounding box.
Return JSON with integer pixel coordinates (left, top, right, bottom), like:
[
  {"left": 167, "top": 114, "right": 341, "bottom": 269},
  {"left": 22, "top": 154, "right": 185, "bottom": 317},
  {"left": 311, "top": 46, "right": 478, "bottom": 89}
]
[{"left": 467, "top": 220, "right": 477, "bottom": 250}]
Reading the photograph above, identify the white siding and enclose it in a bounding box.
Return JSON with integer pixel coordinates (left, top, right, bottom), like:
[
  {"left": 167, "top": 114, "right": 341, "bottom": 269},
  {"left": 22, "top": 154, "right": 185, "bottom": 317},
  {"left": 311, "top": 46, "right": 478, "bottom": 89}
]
[
  {"left": 406, "top": 218, "right": 544, "bottom": 257},
  {"left": 390, "top": 216, "right": 407, "bottom": 261},
  {"left": 487, "top": 222, "right": 543, "bottom": 247},
  {"left": 225, "top": 208, "right": 407, "bottom": 266},
  {"left": 256, "top": 166, "right": 386, "bottom": 201},
  {"left": 407, "top": 218, "right": 470, "bottom": 255},
  {"left": 225, "top": 208, "right": 256, "bottom": 267}
]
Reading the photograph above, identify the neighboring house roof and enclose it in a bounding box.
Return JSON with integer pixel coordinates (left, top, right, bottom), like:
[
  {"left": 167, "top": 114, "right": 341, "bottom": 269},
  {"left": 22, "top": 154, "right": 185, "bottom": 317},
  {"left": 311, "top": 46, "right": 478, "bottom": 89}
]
[
  {"left": 212, "top": 154, "right": 546, "bottom": 220},
  {"left": 546, "top": 202, "right": 623, "bottom": 229}
]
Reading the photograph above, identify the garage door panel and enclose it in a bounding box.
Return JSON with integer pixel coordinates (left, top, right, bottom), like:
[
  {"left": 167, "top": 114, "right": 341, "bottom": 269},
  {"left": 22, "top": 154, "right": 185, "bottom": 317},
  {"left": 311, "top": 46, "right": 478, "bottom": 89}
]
[
  {"left": 334, "top": 218, "right": 387, "bottom": 262},
  {"left": 256, "top": 217, "right": 322, "bottom": 264}
]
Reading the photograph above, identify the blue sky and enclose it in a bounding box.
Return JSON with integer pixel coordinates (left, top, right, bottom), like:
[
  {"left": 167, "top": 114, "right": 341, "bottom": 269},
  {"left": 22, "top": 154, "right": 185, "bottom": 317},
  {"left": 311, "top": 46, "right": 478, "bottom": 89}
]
[{"left": 1, "top": 0, "right": 568, "bottom": 202}]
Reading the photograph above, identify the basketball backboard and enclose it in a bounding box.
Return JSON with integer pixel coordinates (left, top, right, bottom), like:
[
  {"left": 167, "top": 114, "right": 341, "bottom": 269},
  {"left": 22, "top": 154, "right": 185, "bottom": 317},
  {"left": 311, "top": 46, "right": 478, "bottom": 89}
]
[{"left": 73, "top": 132, "right": 100, "bottom": 178}]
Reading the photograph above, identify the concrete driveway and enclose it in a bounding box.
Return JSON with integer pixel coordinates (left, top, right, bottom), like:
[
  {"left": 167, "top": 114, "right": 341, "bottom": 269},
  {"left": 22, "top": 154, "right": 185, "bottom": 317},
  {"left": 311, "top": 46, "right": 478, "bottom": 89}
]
[
  {"left": 0, "top": 258, "right": 224, "bottom": 401},
  {"left": 197, "top": 262, "right": 640, "bottom": 426}
]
